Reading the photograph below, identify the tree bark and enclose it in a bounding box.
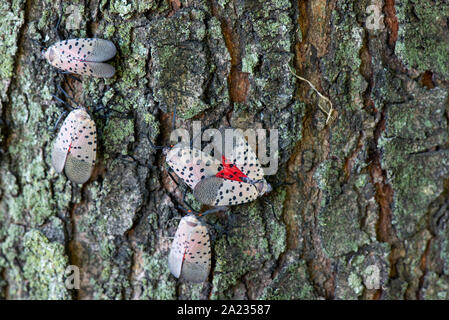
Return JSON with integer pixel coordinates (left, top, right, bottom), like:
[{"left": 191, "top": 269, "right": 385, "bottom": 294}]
[{"left": 1, "top": 0, "right": 449, "bottom": 300}]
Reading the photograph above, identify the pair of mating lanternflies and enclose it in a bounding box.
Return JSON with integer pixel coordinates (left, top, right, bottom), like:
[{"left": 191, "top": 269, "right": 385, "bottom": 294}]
[
  {"left": 44, "top": 38, "right": 272, "bottom": 283},
  {"left": 166, "top": 132, "right": 272, "bottom": 282}
]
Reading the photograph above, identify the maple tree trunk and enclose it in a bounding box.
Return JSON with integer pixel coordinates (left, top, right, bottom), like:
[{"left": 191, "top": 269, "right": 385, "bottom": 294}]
[{"left": 1, "top": 0, "right": 449, "bottom": 300}]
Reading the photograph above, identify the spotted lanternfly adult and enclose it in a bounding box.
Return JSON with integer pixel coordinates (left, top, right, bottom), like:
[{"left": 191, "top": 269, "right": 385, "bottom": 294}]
[
  {"left": 43, "top": 38, "right": 117, "bottom": 78},
  {"left": 51, "top": 108, "right": 97, "bottom": 184},
  {"left": 165, "top": 128, "right": 272, "bottom": 206},
  {"left": 168, "top": 214, "right": 211, "bottom": 283}
]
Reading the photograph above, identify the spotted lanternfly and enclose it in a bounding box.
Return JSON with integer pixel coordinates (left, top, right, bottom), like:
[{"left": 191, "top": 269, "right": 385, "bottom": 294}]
[
  {"left": 168, "top": 214, "right": 211, "bottom": 283},
  {"left": 165, "top": 128, "right": 272, "bottom": 206},
  {"left": 51, "top": 108, "right": 97, "bottom": 184},
  {"left": 43, "top": 38, "right": 117, "bottom": 78}
]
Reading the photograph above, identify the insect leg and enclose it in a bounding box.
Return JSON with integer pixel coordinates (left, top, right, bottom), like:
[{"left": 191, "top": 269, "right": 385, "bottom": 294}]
[
  {"left": 56, "top": 83, "right": 78, "bottom": 106},
  {"left": 50, "top": 110, "right": 68, "bottom": 132},
  {"left": 147, "top": 136, "right": 166, "bottom": 151},
  {"left": 198, "top": 206, "right": 228, "bottom": 217},
  {"left": 166, "top": 168, "right": 181, "bottom": 188},
  {"left": 177, "top": 204, "right": 195, "bottom": 215},
  {"left": 90, "top": 103, "right": 132, "bottom": 126},
  {"left": 60, "top": 72, "right": 82, "bottom": 83},
  {"left": 51, "top": 94, "right": 74, "bottom": 111},
  {"left": 181, "top": 188, "right": 196, "bottom": 212},
  {"left": 172, "top": 84, "right": 178, "bottom": 131}
]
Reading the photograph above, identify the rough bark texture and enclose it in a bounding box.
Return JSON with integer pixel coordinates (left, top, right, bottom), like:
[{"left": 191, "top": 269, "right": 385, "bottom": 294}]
[{"left": 1, "top": 0, "right": 449, "bottom": 300}]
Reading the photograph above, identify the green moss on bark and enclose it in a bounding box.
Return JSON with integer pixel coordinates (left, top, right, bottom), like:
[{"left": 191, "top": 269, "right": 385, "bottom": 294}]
[{"left": 23, "top": 230, "right": 71, "bottom": 299}]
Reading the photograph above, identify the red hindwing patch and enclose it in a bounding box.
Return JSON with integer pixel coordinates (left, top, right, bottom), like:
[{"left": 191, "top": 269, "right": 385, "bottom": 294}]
[{"left": 216, "top": 156, "right": 248, "bottom": 182}]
